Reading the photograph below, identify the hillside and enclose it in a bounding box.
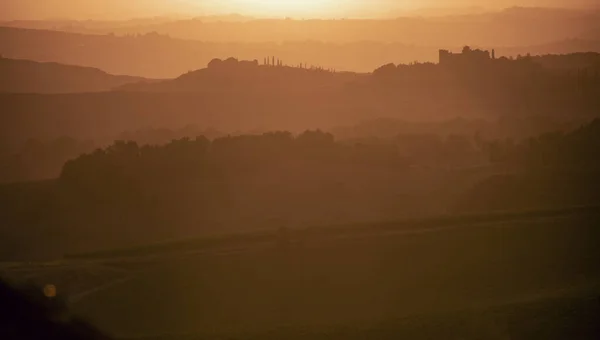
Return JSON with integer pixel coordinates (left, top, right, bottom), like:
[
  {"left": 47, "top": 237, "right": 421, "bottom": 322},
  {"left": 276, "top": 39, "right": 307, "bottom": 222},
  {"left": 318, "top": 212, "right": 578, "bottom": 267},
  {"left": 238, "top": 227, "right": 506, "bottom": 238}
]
[
  {"left": 2, "top": 25, "right": 600, "bottom": 78},
  {"left": 2, "top": 51, "right": 600, "bottom": 148},
  {"left": 117, "top": 57, "right": 359, "bottom": 92},
  {"left": 3, "top": 120, "right": 600, "bottom": 261},
  {"left": 501, "top": 40, "right": 600, "bottom": 61},
  {"left": 2, "top": 211, "right": 599, "bottom": 339},
  {"left": 0, "top": 57, "right": 149, "bottom": 93}
]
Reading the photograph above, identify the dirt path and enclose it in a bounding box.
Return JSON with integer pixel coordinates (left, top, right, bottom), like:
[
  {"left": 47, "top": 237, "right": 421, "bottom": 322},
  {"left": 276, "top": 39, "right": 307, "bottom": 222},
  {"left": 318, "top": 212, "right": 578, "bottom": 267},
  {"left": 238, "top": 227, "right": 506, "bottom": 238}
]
[{"left": 68, "top": 275, "right": 136, "bottom": 304}]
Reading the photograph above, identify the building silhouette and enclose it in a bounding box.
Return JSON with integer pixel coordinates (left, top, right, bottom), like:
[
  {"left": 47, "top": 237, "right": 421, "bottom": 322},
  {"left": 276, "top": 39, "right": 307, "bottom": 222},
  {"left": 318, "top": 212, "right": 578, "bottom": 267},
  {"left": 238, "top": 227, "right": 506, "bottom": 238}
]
[{"left": 439, "top": 46, "right": 495, "bottom": 67}]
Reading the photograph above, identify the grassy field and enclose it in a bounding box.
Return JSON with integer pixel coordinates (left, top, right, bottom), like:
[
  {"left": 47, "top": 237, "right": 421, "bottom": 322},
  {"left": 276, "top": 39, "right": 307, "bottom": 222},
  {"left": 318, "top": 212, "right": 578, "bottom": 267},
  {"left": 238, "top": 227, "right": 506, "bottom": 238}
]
[
  {"left": 1, "top": 210, "right": 598, "bottom": 339},
  {"left": 22, "top": 212, "right": 591, "bottom": 339},
  {"left": 117, "top": 295, "right": 600, "bottom": 340},
  {"left": 66, "top": 205, "right": 600, "bottom": 260}
]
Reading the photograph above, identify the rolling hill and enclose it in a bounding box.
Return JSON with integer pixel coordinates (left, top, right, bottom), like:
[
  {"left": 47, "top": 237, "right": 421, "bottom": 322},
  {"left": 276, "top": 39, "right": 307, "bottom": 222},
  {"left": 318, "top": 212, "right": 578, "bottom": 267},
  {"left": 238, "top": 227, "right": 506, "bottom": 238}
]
[
  {"left": 117, "top": 57, "right": 359, "bottom": 93},
  {"left": 0, "top": 57, "right": 149, "bottom": 93},
  {"left": 2, "top": 210, "right": 599, "bottom": 339},
  {"left": 2, "top": 25, "right": 600, "bottom": 78}
]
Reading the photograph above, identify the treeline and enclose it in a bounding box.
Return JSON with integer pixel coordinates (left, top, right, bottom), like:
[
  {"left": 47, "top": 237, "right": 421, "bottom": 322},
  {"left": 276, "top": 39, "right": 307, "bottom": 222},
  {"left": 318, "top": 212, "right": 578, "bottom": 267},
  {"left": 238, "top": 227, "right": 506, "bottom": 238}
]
[
  {"left": 488, "top": 119, "right": 600, "bottom": 169},
  {"left": 58, "top": 128, "right": 503, "bottom": 190},
  {"left": 54, "top": 118, "right": 600, "bottom": 225},
  {"left": 1, "top": 129, "right": 487, "bottom": 258},
  {"left": 332, "top": 116, "right": 582, "bottom": 142},
  {"left": 461, "top": 120, "right": 600, "bottom": 211},
  {"left": 60, "top": 129, "right": 405, "bottom": 193},
  {"left": 0, "top": 115, "right": 592, "bottom": 185},
  {"left": 2, "top": 121, "right": 600, "bottom": 260},
  {"left": 372, "top": 56, "right": 600, "bottom": 117},
  {"left": 0, "top": 126, "right": 225, "bottom": 184}
]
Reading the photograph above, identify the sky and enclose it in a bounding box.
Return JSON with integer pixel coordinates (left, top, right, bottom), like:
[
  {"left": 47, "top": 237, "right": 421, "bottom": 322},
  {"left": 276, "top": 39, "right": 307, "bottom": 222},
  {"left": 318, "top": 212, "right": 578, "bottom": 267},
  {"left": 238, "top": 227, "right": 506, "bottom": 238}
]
[{"left": 0, "top": 0, "right": 596, "bottom": 20}]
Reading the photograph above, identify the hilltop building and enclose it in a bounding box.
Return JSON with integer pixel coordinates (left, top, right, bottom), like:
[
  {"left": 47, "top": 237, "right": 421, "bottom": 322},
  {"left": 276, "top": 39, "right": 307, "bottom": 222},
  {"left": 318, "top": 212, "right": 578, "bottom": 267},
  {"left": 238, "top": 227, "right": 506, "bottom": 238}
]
[{"left": 439, "top": 46, "right": 496, "bottom": 67}]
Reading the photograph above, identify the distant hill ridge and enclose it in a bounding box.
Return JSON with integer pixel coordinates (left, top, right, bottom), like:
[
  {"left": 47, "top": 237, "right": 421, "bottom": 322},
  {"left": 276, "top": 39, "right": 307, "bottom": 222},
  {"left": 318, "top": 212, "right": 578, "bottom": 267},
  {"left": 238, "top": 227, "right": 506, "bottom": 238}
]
[
  {"left": 0, "top": 57, "right": 150, "bottom": 93},
  {"left": 118, "top": 50, "right": 600, "bottom": 93},
  {"left": 1, "top": 48, "right": 598, "bottom": 95},
  {"left": 118, "top": 57, "right": 357, "bottom": 92},
  {"left": 2, "top": 26, "right": 600, "bottom": 78}
]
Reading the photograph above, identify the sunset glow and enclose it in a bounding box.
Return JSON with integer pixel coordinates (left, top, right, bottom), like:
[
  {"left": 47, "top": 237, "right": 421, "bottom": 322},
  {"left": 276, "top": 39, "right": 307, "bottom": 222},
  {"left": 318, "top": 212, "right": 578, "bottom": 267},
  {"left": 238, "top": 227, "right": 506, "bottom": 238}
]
[
  {"left": 221, "top": 0, "right": 339, "bottom": 17},
  {"left": 1, "top": 1, "right": 596, "bottom": 20},
  {"left": 1, "top": 0, "right": 600, "bottom": 339}
]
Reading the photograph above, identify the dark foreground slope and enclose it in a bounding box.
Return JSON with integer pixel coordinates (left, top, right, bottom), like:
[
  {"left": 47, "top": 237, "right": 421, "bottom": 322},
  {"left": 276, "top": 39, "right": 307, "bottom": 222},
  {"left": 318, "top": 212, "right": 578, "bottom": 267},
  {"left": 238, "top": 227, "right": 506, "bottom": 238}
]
[
  {"left": 3, "top": 212, "right": 595, "bottom": 339},
  {"left": 0, "top": 279, "right": 110, "bottom": 340},
  {"left": 0, "top": 57, "right": 149, "bottom": 93}
]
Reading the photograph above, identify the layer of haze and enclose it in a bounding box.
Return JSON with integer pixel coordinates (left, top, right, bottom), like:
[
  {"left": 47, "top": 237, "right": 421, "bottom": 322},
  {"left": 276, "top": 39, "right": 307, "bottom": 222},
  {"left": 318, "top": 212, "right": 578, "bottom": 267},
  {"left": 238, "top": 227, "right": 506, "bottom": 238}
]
[{"left": 0, "top": 0, "right": 597, "bottom": 19}]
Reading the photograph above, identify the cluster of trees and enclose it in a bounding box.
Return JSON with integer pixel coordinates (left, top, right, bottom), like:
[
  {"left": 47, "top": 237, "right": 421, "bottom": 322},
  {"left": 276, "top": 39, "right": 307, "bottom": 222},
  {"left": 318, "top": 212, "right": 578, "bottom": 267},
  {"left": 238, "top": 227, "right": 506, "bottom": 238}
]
[
  {"left": 332, "top": 116, "right": 583, "bottom": 145},
  {"left": 117, "top": 126, "right": 224, "bottom": 148},
  {"left": 372, "top": 54, "right": 600, "bottom": 118},
  {"left": 2, "top": 120, "right": 600, "bottom": 259},
  {"left": 123, "top": 56, "right": 347, "bottom": 92},
  {"left": 1, "top": 116, "right": 588, "bottom": 185},
  {"left": 460, "top": 119, "right": 600, "bottom": 212},
  {"left": 0, "top": 128, "right": 225, "bottom": 184},
  {"left": 61, "top": 128, "right": 512, "bottom": 193},
  {"left": 532, "top": 52, "right": 600, "bottom": 73},
  {"left": 374, "top": 52, "right": 600, "bottom": 92},
  {"left": 488, "top": 119, "right": 600, "bottom": 169},
  {"left": 60, "top": 130, "right": 401, "bottom": 191},
  {"left": 59, "top": 118, "right": 600, "bottom": 216},
  {"left": 58, "top": 120, "right": 600, "bottom": 224}
]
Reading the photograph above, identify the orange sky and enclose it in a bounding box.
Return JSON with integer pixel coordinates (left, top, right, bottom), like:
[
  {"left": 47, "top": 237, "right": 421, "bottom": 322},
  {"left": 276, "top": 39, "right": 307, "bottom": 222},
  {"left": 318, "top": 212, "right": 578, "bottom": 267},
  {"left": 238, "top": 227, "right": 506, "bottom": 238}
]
[{"left": 0, "top": 0, "right": 595, "bottom": 20}]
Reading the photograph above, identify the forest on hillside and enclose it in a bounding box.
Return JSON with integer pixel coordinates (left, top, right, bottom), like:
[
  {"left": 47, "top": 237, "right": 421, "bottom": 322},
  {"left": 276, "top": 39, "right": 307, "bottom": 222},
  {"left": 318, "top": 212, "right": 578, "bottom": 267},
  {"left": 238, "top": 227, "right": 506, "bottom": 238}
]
[{"left": 2, "top": 120, "right": 600, "bottom": 260}]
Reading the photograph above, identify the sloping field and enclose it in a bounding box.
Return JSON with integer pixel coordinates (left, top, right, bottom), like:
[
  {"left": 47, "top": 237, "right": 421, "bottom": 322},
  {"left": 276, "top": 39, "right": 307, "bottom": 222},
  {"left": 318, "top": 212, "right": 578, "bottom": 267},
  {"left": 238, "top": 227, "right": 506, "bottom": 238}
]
[
  {"left": 67, "top": 205, "right": 600, "bottom": 260},
  {"left": 65, "top": 212, "right": 600, "bottom": 339}
]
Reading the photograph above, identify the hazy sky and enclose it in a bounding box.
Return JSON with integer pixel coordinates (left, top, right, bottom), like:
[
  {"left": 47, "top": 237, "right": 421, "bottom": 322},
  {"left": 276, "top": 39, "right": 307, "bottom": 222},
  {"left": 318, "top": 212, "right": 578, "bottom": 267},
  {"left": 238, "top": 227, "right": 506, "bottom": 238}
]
[{"left": 0, "top": 0, "right": 596, "bottom": 20}]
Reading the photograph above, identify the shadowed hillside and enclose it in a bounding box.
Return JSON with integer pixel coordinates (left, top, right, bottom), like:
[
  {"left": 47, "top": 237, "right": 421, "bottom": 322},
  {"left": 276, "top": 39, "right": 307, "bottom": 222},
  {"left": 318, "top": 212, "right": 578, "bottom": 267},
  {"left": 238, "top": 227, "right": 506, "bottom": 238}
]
[
  {"left": 2, "top": 50, "right": 599, "bottom": 150},
  {"left": 0, "top": 57, "right": 149, "bottom": 93}
]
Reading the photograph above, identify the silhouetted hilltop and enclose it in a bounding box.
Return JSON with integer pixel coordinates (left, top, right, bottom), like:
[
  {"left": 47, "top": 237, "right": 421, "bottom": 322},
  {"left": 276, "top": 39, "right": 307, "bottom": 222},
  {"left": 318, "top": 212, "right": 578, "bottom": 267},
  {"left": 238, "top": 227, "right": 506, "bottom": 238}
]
[
  {"left": 118, "top": 57, "right": 356, "bottom": 92},
  {"left": 501, "top": 39, "right": 600, "bottom": 62},
  {"left": 530, "top": 52, "right": 600, "bottom": 72},
  {"left": 1, "top": 49, "right": 599, "bottom": 152},
  {"left": 3, "top": 26, "right": 600, "bottom": 78},
  {"left": 121, "top": 50, "right": 600, "bottom": 94},
  {"left": 0, "top": 57, "right": 148, "bottom": 93},
  {"left": 372, "top": 48, "right": 600, "bottom": 115}
]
